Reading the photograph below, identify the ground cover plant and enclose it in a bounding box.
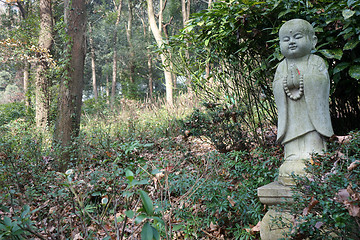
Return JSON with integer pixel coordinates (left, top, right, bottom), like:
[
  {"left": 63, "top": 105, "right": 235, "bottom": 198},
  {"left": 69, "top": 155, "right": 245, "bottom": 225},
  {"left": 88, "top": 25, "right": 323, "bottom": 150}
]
[
  {"left": 283, "top": 132, "right": 360, "bottom": 240},
  {"left": 0, "top": 95, "right": 284, "bottom": 239}
]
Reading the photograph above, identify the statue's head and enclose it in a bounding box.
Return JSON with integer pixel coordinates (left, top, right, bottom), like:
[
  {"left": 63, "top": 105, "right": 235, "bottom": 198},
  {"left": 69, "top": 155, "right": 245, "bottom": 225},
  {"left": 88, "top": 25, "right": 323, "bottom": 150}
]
[{"left": 279, "top": 19, "right": 317, "bottom": 59}]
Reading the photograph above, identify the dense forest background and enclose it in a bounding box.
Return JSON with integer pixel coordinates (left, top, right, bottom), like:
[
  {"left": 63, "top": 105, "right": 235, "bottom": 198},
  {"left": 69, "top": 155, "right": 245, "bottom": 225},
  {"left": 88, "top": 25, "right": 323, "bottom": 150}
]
[{"left": 0, "top": 0, "right": 360, "bottom": 239}]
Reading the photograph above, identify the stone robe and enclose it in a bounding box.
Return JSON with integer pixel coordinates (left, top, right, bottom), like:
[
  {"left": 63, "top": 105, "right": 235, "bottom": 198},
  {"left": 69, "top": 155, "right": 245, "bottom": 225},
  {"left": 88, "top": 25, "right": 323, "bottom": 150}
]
[{"left": 273, "top": 54, "right": 334, "bottom": 157}]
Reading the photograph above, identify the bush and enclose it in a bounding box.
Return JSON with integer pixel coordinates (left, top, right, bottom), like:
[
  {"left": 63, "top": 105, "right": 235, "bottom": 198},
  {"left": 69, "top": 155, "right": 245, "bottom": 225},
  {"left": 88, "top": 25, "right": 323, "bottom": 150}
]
[
  {"left": 286, "top": 131, "right": 360, "bottom": 239},
  {"left": 182, "top": 103, "right": 249, "bottom": 153},
  {"left": 0, "top": 102, "right": 26, "bottom": 126},
  {"left": 168, "top": 0, "right": 360, "bottom": 139}
]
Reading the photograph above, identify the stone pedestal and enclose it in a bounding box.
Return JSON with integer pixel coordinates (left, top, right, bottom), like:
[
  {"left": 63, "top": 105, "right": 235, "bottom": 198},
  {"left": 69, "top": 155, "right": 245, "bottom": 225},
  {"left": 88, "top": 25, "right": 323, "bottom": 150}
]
[{"left": 257, "top": 181, "right": 295, "bottom": 240}]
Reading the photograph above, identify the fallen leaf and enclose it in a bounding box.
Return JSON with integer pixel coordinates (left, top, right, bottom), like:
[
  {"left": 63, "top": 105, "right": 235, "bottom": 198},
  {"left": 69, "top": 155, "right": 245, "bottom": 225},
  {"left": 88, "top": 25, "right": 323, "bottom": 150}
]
[
  {"left": 348, "top": 160, "right": 360, "bottom": 171},
  {"left": 348, "top": 203, "right": 360, "bottom": 217},
  {"left": 227, "top": 196, "right": 236, "bottom": 207},
  {"left": 73, "top": 233, "right": 84, "bottom": 240},
  {"left": 251, "top": 221, "right": 261, "bottom": 233},
  {"left": 336, "top": 189, "right": 350, "bottom": 203},
  {"left": 314, "top": 221, "right": 323, "bottom": 229},
  {"left": 303, "top": 197, "right": 319, "bottom": 215},
  {"left": 209, "top": 221, "right": 218, "bottom": 232}
]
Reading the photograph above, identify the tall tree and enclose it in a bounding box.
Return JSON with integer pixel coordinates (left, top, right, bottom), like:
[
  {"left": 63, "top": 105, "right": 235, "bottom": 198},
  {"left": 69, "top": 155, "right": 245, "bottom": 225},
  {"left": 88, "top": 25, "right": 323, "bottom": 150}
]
[
  {"left": 138, "top": 11, "right": 154, "bottom": 99},
  {"left": 35, "top": 0, "right": 53, "bottom": 130},
  {"left": 146, "top": 0, "right": 173, "bottom": 105},
  {"left": 126, "top": 0, "right": 135, "bottom": 84},
  {"left": 88, "top": 23, "right": 98, "bottom": 100},
  {"left": 54, "top": 0, "right": 86, "bottom": 170},
  {"left": 111, "top": 0, "right": 123, "bottom": 107}
]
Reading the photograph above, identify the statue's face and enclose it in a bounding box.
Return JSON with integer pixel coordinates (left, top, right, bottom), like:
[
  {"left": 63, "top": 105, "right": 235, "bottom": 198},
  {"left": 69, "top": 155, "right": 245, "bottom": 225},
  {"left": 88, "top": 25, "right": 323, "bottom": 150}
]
[{"left": 279, "top": 23, "right": 316, "bottom": 59}]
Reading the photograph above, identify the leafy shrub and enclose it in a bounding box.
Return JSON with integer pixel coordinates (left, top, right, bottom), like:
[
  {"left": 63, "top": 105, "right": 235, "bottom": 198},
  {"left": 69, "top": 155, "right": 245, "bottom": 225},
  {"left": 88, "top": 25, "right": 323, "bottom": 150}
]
[
  {"left": 167, "top": 147, "right": 282, "bottom": 239},
  {"left": 286, "top": 131, "right": 360, "bottom": 239},
  {"left": 168, "top": 0, "right": 360, "bottom": 138},
  {"left": 0, "top": 102, "right": 26, "bottom": 126},
  {"left": 182, "top": 103, "right": 249, "bottom": 153}
]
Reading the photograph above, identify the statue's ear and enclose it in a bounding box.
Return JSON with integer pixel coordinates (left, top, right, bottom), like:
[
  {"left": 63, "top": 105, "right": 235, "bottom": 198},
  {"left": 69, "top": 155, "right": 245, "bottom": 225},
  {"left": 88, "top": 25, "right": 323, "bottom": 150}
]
[{"left": 312, "top": 35, "right": 318, "bottom": 49}]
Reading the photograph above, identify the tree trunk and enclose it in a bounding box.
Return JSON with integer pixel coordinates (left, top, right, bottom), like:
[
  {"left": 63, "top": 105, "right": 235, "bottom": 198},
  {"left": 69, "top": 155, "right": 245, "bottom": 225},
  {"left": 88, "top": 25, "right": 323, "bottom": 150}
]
[
  {"left": 23, "top": 59, "right": 30, "bottom": 107},
  {"left": 139, "top": 13, "right": 153, "bottom": 99},
  {"left": 88, "top": 24, "right": 98, "bottom": 100},
  {"left": 110, "top": 0, "right": 123, "bottom": 108},
  {"left": 126, "top": 0, "right": 135, "bottom": 83},
  {"left": 54, "top": 0, "right": 86, "bottom": 171},
  {"left": 146, "top": 0, "right": 173, "bottom": 106},
  {"left": 181, "top": 0, "right": 193, "bottom": 98},
  {"left": 106, "top": 74, "right": 110, "bottom": 98},
  {"left": 35, "top": 0, "right": 52, "bottom": 131},
  {"left": 147, "top": 47, "right": 153, "bottom": 99}
]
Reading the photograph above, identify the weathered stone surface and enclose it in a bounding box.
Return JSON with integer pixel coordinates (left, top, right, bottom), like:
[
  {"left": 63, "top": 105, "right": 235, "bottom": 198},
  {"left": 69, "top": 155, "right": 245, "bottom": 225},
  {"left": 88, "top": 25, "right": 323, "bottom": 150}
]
[
  {"left": 258, "top": 19, "right": 335, "bottom": 239},
  {"left": 257, "top": 181, "right": 293, "bottom": 205},
  {"left": 260, "top": 208, "right": 293, "bottom": 240},
  {"left": 273, "top": 19, "right": 334, "bottom": 185}
]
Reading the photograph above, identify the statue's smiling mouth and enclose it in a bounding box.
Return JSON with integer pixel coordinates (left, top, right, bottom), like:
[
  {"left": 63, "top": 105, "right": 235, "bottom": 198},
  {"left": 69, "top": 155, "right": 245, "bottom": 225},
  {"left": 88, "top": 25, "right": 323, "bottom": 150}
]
[{"left": 289, "top": 45, "right": 297, "bottom": 50}]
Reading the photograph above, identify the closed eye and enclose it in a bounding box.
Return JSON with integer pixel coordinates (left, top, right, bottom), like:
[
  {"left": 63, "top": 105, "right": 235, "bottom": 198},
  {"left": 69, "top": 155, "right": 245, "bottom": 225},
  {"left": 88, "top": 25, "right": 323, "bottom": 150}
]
[
  {"left": 294, "top": 33, "right": 303, "bottom": 39},
  {"left": 282, "top": 37, "right": 290, "bottom": 42}
]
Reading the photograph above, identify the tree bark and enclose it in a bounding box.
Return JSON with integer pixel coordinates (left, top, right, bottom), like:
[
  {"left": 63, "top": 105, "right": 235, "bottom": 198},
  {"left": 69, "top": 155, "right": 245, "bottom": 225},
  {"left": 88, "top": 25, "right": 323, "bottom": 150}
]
[
  {"left": 111, "top": 0, "right": 123, "bottom": 108},
  {"left": 88, "top": 24, "right": 98, "bottom": 100},
  {"left": 126, "top": 0, "right": 135, "bottom": 84},
  {"left": 146, "top": 0, "right": 173, "bottom": 106},
  {"left": 181, "top": 0, "right": 194, "bottom": 98},
  {"left": 35, "top": 0, "right": 52, "bottom": 131},
  {"left": 54, "top": 0, "right": 86, "bottom": 170},
  {"left": 138, "top": 12, "right": 153, "bottom": 99},
  {"left": 23, "top": 59, "right": 30, "bottom": 107}
]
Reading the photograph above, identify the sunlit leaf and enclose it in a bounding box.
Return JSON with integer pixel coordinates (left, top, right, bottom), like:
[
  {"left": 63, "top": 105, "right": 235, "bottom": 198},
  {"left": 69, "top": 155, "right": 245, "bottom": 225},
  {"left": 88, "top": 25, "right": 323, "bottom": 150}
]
[
  {"left": 342, "top": 9, "right": 355, "bottom": 19},
  {"left": 138, "top": 190, "right": 154, "bottom": 216},
  {"left": 344, "top": 38, "right": 360, "bottom": 50},
  {"left": 125, "top": 210, "right": 134, "bottom": 218},
  {"left": 349, "top": 65, "right": 360, "bottom": 80},
  {"left": 125, "top": 169, "right": 134, "bottom": 183},
  {"left": 135, "top": 214, "right": 147, "bottom": 224},
  {"left": 319, "top": 49, "right": 343, "bottom": 60}
]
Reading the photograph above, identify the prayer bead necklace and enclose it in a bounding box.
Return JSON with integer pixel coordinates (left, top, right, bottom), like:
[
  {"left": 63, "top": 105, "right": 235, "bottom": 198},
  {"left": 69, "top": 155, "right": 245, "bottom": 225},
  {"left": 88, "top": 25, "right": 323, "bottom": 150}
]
[{"left": 282, "top": 71, "right": 304, "bottom": 101}]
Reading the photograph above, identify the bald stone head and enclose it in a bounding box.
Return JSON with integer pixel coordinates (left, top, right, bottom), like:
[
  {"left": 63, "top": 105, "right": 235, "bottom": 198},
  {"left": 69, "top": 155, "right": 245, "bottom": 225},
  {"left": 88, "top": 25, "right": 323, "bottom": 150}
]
[{"left": 279, "top": 19, "right": 318, "bottom": 59}]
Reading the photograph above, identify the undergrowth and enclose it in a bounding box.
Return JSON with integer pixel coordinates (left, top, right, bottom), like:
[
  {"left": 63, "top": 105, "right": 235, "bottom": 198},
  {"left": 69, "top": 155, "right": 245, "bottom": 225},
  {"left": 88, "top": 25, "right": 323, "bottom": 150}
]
[{"left": 4, "top": 96, "right": 357, "bottom": 239}]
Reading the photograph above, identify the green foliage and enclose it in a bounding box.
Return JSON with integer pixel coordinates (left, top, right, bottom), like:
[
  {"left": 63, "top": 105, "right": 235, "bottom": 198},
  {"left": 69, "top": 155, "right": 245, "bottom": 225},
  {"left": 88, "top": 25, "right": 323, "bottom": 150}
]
[
  {"left": 182, "top": 103, "right": 249, "bottom": 153},
  {"left": 168, "top": 0, "right": 360, "bottom": 139},
  {"left": 0, "top": 102, "right": 26, "bottom": 126},
  {"left": 0, "top": 205, "right": 34, "bottom": 239},
  {"left": 167, "top": 148, "right": 281, "bottom": 239},
  {"left": 284, "top": 131, "right": 360, "bottom": 239}
]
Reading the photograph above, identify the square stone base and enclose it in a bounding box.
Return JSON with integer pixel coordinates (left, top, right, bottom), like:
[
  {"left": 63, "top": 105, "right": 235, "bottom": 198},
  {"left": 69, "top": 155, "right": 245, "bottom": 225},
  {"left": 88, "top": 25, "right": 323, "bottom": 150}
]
[{"left": 257, "top": 181, "right": 294, "bottom": 206}]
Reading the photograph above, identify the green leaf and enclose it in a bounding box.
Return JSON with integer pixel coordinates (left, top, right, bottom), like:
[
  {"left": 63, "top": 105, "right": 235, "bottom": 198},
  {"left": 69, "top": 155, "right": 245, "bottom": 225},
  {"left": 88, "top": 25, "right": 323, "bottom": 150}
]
[
  {"left": 344, "top": 38, "right": 360, "bottom": 50},
  {"left": 141, "top": 222, "right": 153, "bottom": 240},
  {"left": 319, "top": 49, "right": 343, "bottom": 60},
  {"left": 138, "top": 190, "right": 154, "bottom": 216},
  {"left": 3, "top": 216, "right": 11, "bottom": 226},
  {"left": 342, "top": 9, "right": 356, "bottom": 19},
  {"left": 125, "top": 169, "right": 134, "bottom": 183},
  {"left": 131, "top": 179, "right": 148, "bottom": 186},
  {"left": 21, "top": 205, "right": 30, "bottom": 219},
  {"left": 125, "top": 210, "right": 134, "bottom": 218},
  {"left": 172, "top": 224, "right": 184, "bottom": 231},
  {"left": 152, "top": 226, "right": 160, "bottom": 240},
  {"left": 333, "top": 62, "right": 350, "bottom": 75},
  {"left": 349, "top": 65, "right": 360, "bottom": 80},
  {"left": 150, "top": 216, "right": 165, "bottom": 225},
  {"left": 135, "top": 213, "right": 147, "bottom": 224}
]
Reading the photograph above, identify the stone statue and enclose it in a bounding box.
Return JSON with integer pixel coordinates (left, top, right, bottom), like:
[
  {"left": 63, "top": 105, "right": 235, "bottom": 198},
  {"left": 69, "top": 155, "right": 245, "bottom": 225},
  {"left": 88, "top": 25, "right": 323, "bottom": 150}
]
[{"left": 273, "top": 19, "right": 334, "bottom": 185}]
